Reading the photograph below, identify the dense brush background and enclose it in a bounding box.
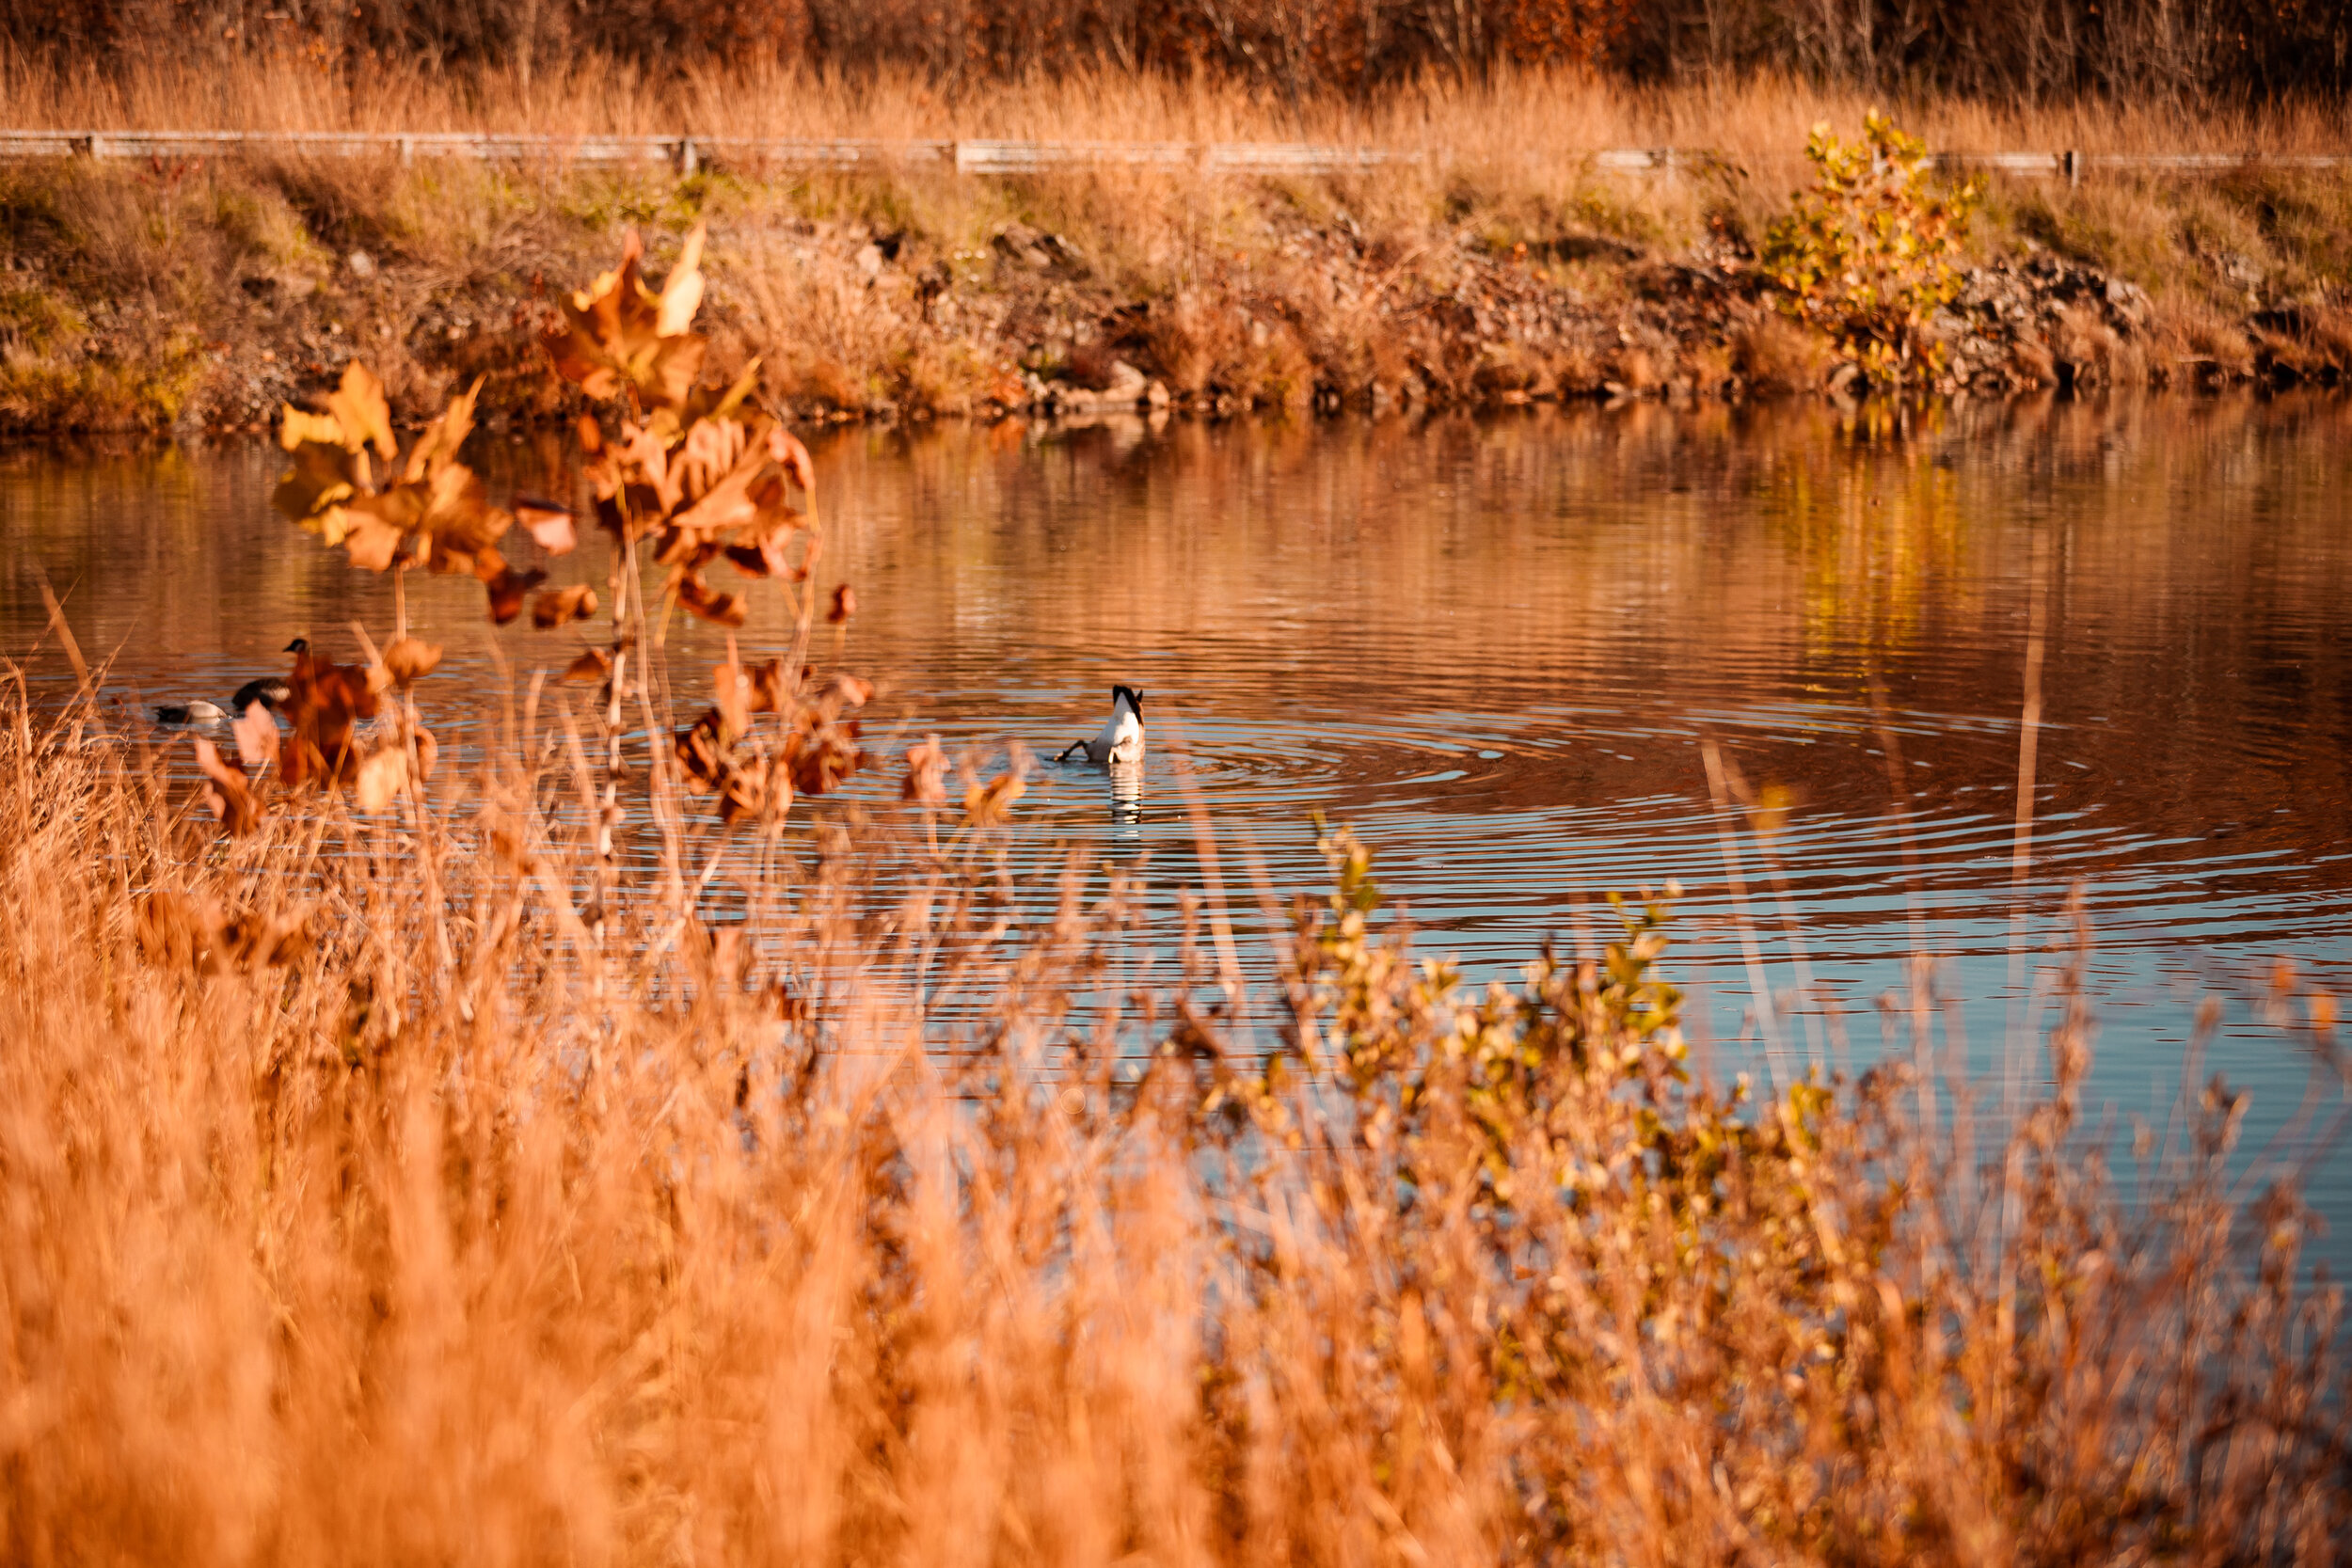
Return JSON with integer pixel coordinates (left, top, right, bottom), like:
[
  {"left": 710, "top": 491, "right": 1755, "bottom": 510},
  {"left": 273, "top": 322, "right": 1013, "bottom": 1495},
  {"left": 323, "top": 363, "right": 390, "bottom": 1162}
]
[{"left": 0, "top": 0, "right": 2344, "bottom": 102}]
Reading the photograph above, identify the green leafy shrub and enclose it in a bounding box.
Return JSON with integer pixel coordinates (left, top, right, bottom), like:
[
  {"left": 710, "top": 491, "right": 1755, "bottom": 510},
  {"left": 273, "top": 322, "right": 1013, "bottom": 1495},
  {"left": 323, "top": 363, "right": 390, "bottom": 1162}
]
[{"left": 1763, "top": 111, "right": 1982, "bottom": 385}]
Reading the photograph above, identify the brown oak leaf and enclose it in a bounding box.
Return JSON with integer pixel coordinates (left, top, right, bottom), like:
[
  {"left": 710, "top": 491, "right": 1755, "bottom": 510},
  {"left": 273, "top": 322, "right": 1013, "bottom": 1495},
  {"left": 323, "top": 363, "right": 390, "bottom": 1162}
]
[
  {"left": 192, "top": 735, "right": 262, "bottom": 835},
  {"left": 531, "top": 584, "right": 601, "bottom": 628},
  {"left": 674, "top": 571, "right": 747, "bottom": 627}
]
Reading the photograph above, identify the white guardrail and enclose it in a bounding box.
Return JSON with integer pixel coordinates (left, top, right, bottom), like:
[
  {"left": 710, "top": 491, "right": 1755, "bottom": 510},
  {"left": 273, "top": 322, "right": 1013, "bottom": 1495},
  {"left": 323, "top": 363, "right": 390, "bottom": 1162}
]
[{"left": 0, "top": 130, "right": 2342, "bottom": 180}]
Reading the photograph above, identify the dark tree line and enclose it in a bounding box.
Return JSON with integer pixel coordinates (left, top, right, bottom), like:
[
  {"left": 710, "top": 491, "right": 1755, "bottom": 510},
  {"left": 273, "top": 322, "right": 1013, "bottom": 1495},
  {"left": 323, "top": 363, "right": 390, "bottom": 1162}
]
[{"left": 5, "top": 0, "right": 2344, "bottom": 101}]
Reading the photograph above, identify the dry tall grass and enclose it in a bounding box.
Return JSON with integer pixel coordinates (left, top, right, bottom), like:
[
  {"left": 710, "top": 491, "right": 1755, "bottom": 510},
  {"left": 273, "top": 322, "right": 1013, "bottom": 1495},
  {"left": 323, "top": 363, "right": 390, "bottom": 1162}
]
[
  {"left": 2, "top": 633, "right": 2347, "bottom": 1560},
  {"left": 8, "top": 54, "right": 2350, "bottom": 159}
]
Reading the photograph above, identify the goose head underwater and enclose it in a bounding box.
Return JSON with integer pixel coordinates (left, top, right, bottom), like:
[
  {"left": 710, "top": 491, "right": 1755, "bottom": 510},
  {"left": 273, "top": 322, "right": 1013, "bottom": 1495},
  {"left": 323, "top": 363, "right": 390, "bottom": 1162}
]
[
  {"left": 155, "top": 638, "right": 310, "bottom": 724},
  {"left": 1057, "top": 685, "right": 1145, "bottom": 766}
]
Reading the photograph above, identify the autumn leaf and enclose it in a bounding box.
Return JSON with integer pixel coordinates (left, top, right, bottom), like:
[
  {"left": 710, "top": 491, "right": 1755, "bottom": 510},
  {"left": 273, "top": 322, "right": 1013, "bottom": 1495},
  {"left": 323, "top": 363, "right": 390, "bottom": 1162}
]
[
  {"left": 272, "top": 434, "right": 368, "bottom": 528},
  {"left": 584, "top": 420, "right": 685, "bottom": 542},
  {"left": 695, "top": 420, "right": 815, "bottom": 563},
  {"left": 713, "top": 653, "right": 752, "bottom": 736},
  {"left": 789, "top": 741, "right": 861, "bottom": 798},
  {"left": 516, "top": 498, "right": 578, "bottom": 555},
  {"left": 340, "top": 506, "right": 413, "bottom": 573},
  {"left": 653, "top": 527, "right": 720, "bottom": 570},
  {"left": 283, "top": 654, "right": 380, "bottom": 787},
  {"left": 541, "top": 226, "right": 710, "bottom": 413},
  {"left": 272, "top": 363, "right": 394, "bottom": 529},
  {"left": 398, "top": 377, "right": 479, "bottom": 485},
  {"left": 351, "top": 731, "right": 437, "bottom": 813},
  {"left": 274, "top": 373, "right": 515, "bottom": 596},
  {"left": 531, "top": 584, "right": 600, "bottom": 629},
  {"left": 192, "top": 736, "right": 262, "bottom": 835},
  {"left": 485, "top": 562, "right": 548, "bottom": 625},
  {"left": 671, "top": 414, "right": 753, "bottom": 507},
  {"left": 325, "top": 362, "right": 396, "bottom": 463},
  {"left": 815, "top": 673, "right": 874, "bottom": 714},
  {"left": 902, "top": 735, "right": 948, "bottom": 804},
  {"left": 673, "top": 707, "right": 779, "bottom": 824},
  {"left": 684, "top": 359, "right": 763, "bottom": 428},
  {"left": 658, "top": 224, "right": 707, "bottom": 337},
  {"left": 415, "top": 463, "right": 513, "bottom": 576},
  {"left": 783, "top": 710, "right": 864, "bottom": 796},
  {"left": 562, "top": 648, "right": 612, "bottom": 683},
  {"left": 669, "top": 460, "right": 767, "bottom": 546},
  {"left": 673, "top": 571, "right": 747, "bottom": 627},
  {"left": 284, "top": 363, "right": 394, "bottom": 462},
  {"left": 963, "top": 771, "right": 1025, "bottom": 827},
  {"left": 278, "top": 406, "right": 353, "bottom": 454},
  {"left": 354, "top": 747, "right": 409, "bottom": 814},
  {"left": 828, "top": 584, "right": 857, "bottom": 624},
  {"left": 723, "top": 522, "right": 798, "bottom": 579},
  {"left": 673, "top": 712, "right": 723, "bottom": 783},
  {"left": 959, "top": 742, "right": 1029, "bottom": 827},
  {"left": 781, "top": 433, "right": 818, "bottom": 499},
  {"left": 576, "top": 402, "right": 814, "bottom": 596},
  {"left": 232, "top": 701, "right": 280, "bottom": 774},
  {"left": 377, "top": 637, "right": 443, "bottom": 689},
  {"left": 746, "top": 657, "right": 791, "bottom": 714}
]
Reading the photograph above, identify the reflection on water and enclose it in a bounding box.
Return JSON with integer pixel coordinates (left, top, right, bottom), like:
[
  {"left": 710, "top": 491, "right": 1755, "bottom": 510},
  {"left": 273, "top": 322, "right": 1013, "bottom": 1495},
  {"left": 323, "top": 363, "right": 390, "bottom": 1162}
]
[
  {"left": 1106, "top": 757, "right": 1146, "bottom": 826},
  {"left": 4, "top": 392, "right": 2350, "bottom": 1204}
]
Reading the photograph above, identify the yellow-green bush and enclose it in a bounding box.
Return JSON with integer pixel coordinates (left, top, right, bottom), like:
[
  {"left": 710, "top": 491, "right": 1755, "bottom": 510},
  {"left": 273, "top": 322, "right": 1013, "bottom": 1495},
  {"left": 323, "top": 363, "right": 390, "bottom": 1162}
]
[{"left": 1762, "top": 112, "right": 1982, "bottom": 384}]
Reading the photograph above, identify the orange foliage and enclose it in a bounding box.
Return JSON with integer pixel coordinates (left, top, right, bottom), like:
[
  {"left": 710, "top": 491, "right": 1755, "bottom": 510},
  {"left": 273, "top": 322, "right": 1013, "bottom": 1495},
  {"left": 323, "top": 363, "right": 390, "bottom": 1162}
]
[{"left": 282, "top": 650, "right": 381, "bottom": 787}]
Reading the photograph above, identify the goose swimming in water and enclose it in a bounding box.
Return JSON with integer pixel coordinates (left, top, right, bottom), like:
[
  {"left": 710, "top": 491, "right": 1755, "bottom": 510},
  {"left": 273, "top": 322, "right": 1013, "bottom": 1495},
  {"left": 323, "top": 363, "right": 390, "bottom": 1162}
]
[
  {"left": 231, "top": 637, "right": 310, "bottom": 712},
  {"left": 1057, "top": 685, "right": 1144, "bottom": 766},
  {"left": 155, "top": 639, "right": 309, "bottom": 724}
]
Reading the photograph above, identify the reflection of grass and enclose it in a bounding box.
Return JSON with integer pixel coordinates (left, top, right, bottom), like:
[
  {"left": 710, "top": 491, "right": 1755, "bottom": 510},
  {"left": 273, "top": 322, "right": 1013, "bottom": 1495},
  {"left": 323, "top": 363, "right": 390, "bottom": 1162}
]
[
  {"left": 3, "top": 641, "right": 2346, "bottom": 1556},
  {"left": 1749, "top": 424, "right": 1976, "bottom": 659}
]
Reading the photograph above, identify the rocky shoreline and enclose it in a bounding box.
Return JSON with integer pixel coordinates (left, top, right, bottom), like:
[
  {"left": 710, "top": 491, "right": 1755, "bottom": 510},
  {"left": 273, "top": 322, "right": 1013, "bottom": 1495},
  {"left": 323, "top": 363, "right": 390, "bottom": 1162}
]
[{"left": 3, "top": 174, "right": 2346, "bottom": 436}]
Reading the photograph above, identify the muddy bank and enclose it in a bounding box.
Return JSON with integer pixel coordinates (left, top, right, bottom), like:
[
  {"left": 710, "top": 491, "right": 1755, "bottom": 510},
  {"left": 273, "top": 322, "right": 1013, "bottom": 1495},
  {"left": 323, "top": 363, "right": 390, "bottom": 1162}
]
[{"left": 1, "top": 157, "right": 2345, "bottom": 435}]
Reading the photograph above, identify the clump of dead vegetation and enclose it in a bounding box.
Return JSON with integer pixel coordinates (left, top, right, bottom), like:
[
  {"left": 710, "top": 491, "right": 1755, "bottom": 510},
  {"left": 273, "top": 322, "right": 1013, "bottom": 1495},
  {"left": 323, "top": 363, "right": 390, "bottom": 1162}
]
[
  {"left": 2, "top": 657, "right": 2348, "bottom": 1562},
  {"left": 1, "top": 223, "right": 2348, "bottom": 1560}
]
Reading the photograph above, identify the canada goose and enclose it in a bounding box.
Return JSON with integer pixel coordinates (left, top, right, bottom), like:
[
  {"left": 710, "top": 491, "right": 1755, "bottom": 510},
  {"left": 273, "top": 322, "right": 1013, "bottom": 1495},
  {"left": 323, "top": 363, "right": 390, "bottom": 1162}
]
[
  {"left": 155, "top": 639, "right": 308, "bottom": 724},
  {"left": 232, "top": 638, "right": 309, "bottom": 713},
  {"left": 1057, "top": 685, "right": 1144, "bottom": 766}
]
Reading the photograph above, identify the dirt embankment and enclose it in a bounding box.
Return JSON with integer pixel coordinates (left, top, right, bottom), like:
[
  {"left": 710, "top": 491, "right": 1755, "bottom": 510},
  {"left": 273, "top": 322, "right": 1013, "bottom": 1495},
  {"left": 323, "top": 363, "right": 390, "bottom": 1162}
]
[{"left": 2, "top": 160, "right": 2347, "bottom": 436}]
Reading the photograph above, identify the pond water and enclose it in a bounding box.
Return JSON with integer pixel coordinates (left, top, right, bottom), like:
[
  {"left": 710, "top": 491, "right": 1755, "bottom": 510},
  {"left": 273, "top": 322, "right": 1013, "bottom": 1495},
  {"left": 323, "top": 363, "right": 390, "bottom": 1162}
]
[{"left": 5, "top": 394, "right": 2349, "bottom": 1209}]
